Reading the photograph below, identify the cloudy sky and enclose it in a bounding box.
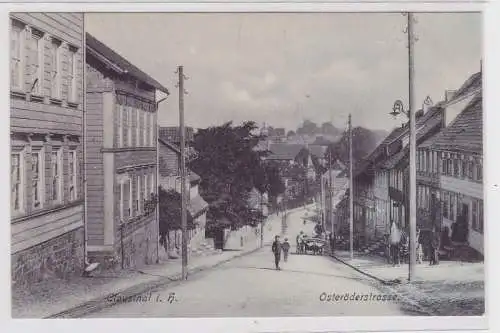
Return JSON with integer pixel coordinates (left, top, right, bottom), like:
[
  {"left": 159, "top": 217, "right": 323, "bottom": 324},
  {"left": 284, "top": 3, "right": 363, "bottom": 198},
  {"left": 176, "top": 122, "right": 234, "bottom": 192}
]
[{"left": 85, "top": 12, "right": 482, "bottom": 132}]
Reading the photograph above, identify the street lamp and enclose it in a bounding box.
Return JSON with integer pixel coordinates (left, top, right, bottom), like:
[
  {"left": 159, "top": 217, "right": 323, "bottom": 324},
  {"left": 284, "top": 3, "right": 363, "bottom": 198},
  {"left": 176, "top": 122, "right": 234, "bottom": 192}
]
[{"left": 390, "top": 98, "right": 417, "bottom": 282}]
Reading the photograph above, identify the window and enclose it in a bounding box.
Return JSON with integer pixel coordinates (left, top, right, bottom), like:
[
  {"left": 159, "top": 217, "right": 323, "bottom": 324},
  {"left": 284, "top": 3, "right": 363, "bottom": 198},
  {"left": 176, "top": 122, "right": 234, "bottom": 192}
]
[
  {"left": 417, "top": 151, "right": 421, "bottom": 171},
  {"left": 462, "top": 160, "right": 468, "bottom": 179},
  {"left": 478, "top": 201, "right": 484, "bottom": 234},
  {"left": 123, "top": 106, "right": 129, "bottom": 147},
  {"left": 51, "top": 148, "right": 62, "bottom": 203},
  {"left": 68, "top": 149, "right": 77, "bottom": 201},
  {"left": 135, "top": 108, "right": 140, "bottom": 147},
  {"left": 150, "top": 171, "right": 155, "bottom": 197},
  {"left": 136, "top": 175, "right": 142, "bottom": 215},
  {"left": 441, "top": 156, "right": 447, "bottom": 174},
  {"left": 143, "top": 174, "right": 148, "bottom": 204},
  {"left": 116, "top": 104, "right": 123, "bottom": 147},
  {"left": 50, "top": 39, "right": 61, "bottom": 99},
  {"left": 120, "top": 178, "right": 131, "bottom": 221},
  {"left": 149, "top": 113, "right": 154, "bottom": 146},
  {"left": 471, "top": 200, "right": 478, "bottom": 231},
  {"left": 443, "top": 192, "right": 449, "bottom": 219},
  {"left": 143, "top": 111, "right": 149, "bottom": 147},
  {"left": 476, "top": 162, "right": 482, "bottom": 181},
  {"left": 450, "top": 193, "right": 456, "bottom": 221},
  {"left": 29, "top": 28, "right": 44, "bottom": 95},
  {"left": 129, "top": 177, "right": 133, "bottom": 219},
  {"left": 453, "top": 158, "right": 459, "bottom": 178},
  {"left": 11, "top": 20, "right": 24, "bottom": 89},
  {"left": 31, "top": 149, "right": 44, "bottom": 209},
  {"left": 138, "top": 110, "right": 144, "bottom": 146},
  {"left": 68, "top": 46, "right": 77, "bottom": 102},
  {"left": 127, "top": 106, "right": 132, "bottom": 147},
  {"left": 11, "top": 152, "right": 24, "bottom": 214}
]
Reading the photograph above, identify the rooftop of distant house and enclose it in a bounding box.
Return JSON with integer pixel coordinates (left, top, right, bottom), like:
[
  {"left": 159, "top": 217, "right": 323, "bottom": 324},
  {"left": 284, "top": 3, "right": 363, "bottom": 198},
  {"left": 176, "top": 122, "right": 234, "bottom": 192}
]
[
  {"left": 266, "top": 143, "right": 305, "bottom": 160},
  {"left": 159, "top": 126, "right": 195, "bottom": 143},
  {"left": 421, "top": 92, "right": 482, "bottom": 155},
  {"left": 86, "top": 33, "right": 169, "bottom": 94}
]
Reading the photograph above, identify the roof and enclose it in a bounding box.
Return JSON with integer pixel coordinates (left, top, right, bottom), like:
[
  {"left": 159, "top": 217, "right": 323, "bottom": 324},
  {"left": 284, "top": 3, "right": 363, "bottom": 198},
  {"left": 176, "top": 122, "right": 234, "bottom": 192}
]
[
  {"left": 86, "top": 33, "right": 169, "bottom": 94},
  {"left": 158, "top": 137, "right": 180, "bottom": 153},
  {"left": 266, "top": 143, "right": 305, "bottom": 160},
  {"left": 425, "top": 93, "right": 482, "bottom": 154},
  {"left": 308, "top": 145, "right": 327, "bottom": 158},
  {"left": 451, "top": 72, "right": 482, "bottom": 101},
  {"left": 159, "top": 126, "right": 195, "bottom": 143}
]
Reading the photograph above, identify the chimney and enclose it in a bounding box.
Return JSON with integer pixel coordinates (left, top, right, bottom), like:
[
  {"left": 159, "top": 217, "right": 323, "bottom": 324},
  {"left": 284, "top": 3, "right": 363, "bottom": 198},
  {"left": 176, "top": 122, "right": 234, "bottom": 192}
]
[{"left": 445, "top": 90, "right": 456, "bottom": 102}]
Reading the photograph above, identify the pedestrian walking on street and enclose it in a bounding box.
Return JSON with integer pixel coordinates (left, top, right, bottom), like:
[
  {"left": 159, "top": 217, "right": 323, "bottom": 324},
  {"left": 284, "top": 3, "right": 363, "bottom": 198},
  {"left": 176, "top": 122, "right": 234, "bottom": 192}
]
[
  {"left": 429, "top": 227, "right": 441, "bottom": 266},
  {"left": 272, "top": 235, "right": 282, "bottom": 270},
  {"left": 282, "top": 238, "right": 290, "bottom": 262},
  {"left": 389, "top": 221, "right": 401, "bottom": 267}
]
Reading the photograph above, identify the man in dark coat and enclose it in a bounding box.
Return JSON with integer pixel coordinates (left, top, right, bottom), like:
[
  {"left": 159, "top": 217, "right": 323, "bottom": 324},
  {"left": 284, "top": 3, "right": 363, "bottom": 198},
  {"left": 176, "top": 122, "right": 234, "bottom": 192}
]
[{"left": 271, "top": 235, "right": 282, "bottom": 270}]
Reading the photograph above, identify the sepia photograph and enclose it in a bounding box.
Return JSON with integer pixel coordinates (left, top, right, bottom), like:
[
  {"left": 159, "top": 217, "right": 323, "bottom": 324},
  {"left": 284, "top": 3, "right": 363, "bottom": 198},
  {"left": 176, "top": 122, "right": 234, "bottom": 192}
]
[{"left": 8, "top": 9, "right": 486, "bottom": 324}]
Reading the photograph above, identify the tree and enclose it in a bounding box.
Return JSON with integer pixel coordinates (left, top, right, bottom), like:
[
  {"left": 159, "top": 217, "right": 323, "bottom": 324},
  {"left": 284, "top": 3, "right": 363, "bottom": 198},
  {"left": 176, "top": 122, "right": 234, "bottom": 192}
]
[
  {"left": 158, "top": 188, "right": 195, "bottom": 235},
  {"left": 287, "top": 130, "right": 296, "bottom": 137},
  {"left": 189, "top": 121, "right": 270, "bottom": 229},
  {"left": 321, "top": 122, "right": 339, "bottom": 136},
  {"left": 325, "top": 127, "right": 380, "bottom": 165},
  {"left": 297, "top": 119, "right": 319, "bottom": 135}
]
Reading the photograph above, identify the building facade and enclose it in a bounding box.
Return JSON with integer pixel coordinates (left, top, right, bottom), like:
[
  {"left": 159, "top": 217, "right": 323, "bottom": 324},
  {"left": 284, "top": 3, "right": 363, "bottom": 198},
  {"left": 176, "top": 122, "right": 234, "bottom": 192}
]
[
  {"left": 10, "top": 13, "right": 85, "bottom": 287},
  {"left": 419, "top": 78, "right": 483, "bottom": 255},
  {"left": 85, "top": 33, "right": 168, "bottom": 269},
  {"left": 157, "top": 138, "right": 210, "bottom": 255}
]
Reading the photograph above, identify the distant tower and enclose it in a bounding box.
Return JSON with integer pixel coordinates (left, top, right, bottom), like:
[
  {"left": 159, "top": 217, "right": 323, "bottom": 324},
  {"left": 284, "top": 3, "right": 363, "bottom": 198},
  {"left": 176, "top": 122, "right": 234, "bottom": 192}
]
[{"left": 261, "top": 122, "right": 268, "bottom": 137}]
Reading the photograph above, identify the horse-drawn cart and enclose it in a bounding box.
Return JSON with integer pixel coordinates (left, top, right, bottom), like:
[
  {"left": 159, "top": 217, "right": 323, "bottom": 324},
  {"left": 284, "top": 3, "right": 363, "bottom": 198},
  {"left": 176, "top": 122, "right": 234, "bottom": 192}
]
[{"left": 299, "top": 237, "right": 325, "bottom": 255}]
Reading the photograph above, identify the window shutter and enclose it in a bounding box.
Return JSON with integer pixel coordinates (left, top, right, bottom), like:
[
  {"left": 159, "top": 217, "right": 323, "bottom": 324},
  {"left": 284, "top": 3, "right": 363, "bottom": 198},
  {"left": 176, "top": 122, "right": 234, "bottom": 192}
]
[{"left": 60, "top": 44, "right": 67, "bottom": 100}]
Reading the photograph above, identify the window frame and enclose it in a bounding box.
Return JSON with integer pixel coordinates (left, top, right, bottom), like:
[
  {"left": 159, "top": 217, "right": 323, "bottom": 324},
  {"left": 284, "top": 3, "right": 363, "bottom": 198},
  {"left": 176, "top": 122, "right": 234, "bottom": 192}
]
[
  {"left": 143, "top": 110, "right": 148, "bottom": 147},
  {"left": 50, "top": 38, "right": 62, "bottom": 99},
  {"left": 127, "top": 106, "right": 132, "bottom": 148},
  {"left": 117, "top": 104, "right": 123, "bottom": 148},
  {"left": 136, "top": 174, "right": 142, "bottom": 215},
  {"left": 29, "top": 28, "right": 44, "bottom": 96},
  {"left": 135, "top": 107, "right": 140, "bottom": 147},
  {"left": 68, "top": 148, "right": 78, "bottom": 201},
  {"left": 11, "top": 150, "right": 25, "bottom": 215},
  {"left": 149, "top": 112, "right": 154, "bottom": 147},
  {"left": 31, "top": 147, "right": 45, "bottom": 210},
  {"left": 67, "top": 46, "right": 78, "bottom": 103},
  {"left": 10, "top": 20, "right": 25, "bottom": 91},
  {"left": 51, "top": 147, "right": 63, "bottom": 204}
]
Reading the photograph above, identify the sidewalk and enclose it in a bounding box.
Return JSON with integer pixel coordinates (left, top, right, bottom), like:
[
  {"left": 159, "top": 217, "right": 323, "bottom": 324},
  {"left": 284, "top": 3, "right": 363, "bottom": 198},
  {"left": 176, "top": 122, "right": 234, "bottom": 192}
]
[
  {"left": 12, "top": 204, "right": 309, "bottom": 319},
  {"left": 330, "top": 251, "right": 485, "bottom": 316}
]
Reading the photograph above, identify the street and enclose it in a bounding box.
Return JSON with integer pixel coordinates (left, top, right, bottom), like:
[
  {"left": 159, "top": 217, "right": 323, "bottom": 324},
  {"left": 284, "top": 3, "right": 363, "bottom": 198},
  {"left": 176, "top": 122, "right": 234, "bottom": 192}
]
[{"left": 87, "top": 207, "right": 403, "bottom": 317}]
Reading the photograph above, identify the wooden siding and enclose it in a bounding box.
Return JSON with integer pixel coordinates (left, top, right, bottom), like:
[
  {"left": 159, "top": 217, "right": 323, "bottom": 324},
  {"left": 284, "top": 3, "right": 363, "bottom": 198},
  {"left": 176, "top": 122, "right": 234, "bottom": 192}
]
[
  {"left": 115, "top": 149, "right": 156, "bottom": 171},
  {"left": 10, "top": 13, "right": 84, "bottom": 231},
  {"left": 11, "top": 13, "right": 84, "bottom": 107},
  {"left": 85, "top": 91, "right": 104, "bottom": 244},
  {"left": 158, "top": 142, "right": 179, "bottom": 177},
  {"left": 12, "top": 203, "right": 83, "bottom": 253},
  {"left": 115, "top": 80, "right": 155, "bottom": 102},
  {"left": 441, "top": 175, "right": 483, "bottom": 199},
  {"left": 11, "top": 13, "right": 82, "bottom": 47}
]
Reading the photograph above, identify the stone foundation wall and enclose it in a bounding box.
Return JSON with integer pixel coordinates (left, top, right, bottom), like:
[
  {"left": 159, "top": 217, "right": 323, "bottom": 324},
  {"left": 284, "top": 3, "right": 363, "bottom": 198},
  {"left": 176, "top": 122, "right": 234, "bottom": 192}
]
[
  {"left": 11, "top": 227, "right": 84, "bottom": 288},
  {"left": 116, "top": 214, "right": 159, "bottom": 269}
]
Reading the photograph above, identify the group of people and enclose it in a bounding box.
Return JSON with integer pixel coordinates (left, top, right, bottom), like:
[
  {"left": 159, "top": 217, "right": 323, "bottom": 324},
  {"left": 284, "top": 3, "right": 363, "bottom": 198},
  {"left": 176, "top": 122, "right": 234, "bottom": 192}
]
[
  {"left": 271, "top": 235, "right": 291, "bottom": 270},
  {"left": 388, "top": 221, "right": 441, "bottom": 266}
]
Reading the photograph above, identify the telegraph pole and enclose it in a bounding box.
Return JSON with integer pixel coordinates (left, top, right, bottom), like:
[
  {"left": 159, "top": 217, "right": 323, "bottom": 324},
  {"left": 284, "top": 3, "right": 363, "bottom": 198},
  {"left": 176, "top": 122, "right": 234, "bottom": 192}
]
[
  {"left": 329, "top": 150, "right": 334, "bottom": 243},
  {"left": 407, "top": 12, "right": 417, "bottom": 282},
  {"left": 348, "top": 114, "right": 354, "bottom": 260},
  {"left": 177, "top": 66, "right": 188, "bottom": 280}
]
